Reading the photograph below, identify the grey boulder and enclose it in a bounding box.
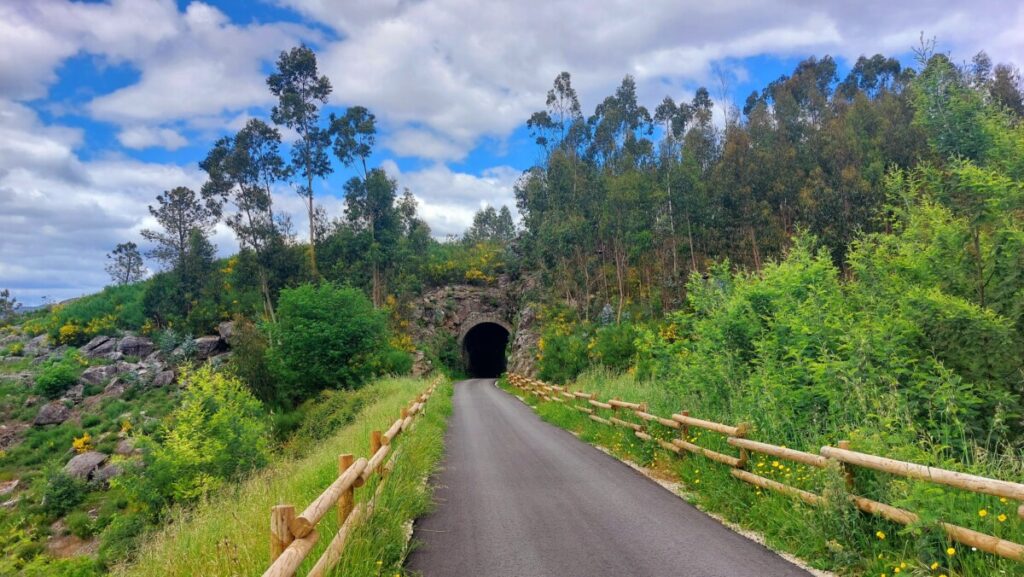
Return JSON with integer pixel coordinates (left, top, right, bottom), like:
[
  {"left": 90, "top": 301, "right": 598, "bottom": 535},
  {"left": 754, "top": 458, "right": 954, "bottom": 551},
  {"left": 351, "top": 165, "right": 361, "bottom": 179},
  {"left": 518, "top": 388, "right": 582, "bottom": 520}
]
[
  {"left": 217, "top": 321, "right": 236, "bottom": 343},
  {"left": 151, "top": 370, "right": 176, "bottom": 388},
  {"left": 33, "top": 401, "right": 71, "bottom": 426},
  {"left": 193, "top": 336, "right": 225, "bottom": 361},
  {"left": 116, "top": 335, "right": 154, "bottom": 358},
  {"left": 81, "top": 336, "right": 116, "bottom": 358},
  {"left": 64, "top": 452, "right": 108, "bottom": 480},
  {"left": 79, "top": 364, "right": 119, "bottom": 386}
]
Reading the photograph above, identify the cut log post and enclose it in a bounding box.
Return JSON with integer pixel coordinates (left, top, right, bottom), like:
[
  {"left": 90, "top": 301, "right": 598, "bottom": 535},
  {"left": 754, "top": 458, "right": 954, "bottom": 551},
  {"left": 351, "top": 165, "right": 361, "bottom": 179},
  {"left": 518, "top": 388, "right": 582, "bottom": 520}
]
[
  {"left": 835, "top": 440, "right": 855, "bottom": 489},
  {"left": 291, "top": 457, "right": 367, "bottom": 537},
  {"left": 383, "top": 419, "right": 403, "bottom": 444},
  {"left": 671, "top": 412, "right": 741, "bottom": 436},
  {"left": 270, "top": 505, "right": 295, "bottom": 562},
  {"left": 338, "top": 454, "right": 355, "bottom": 526},
  {"left": 679, "top": 410, "right": 690, "bottom": 439},
  {"left": 589, "top": 399, "right": 613, "bottom": 410}
]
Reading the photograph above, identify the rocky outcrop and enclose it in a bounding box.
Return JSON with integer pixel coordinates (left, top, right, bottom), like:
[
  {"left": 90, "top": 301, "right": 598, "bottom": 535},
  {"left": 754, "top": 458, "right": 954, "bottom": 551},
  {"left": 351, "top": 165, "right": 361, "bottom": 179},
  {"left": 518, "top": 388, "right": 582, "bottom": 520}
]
[
  {"left": 62, "top": 384, "right": 85, "bottom": 404},
  {"left": 93, "top": 463, "right": 122, "bottom": 484},
  {"left": 193, "top": 335, "right": 225, "bottom": 361},
  {"left": 217, "top": 321, "right": 236, "bottom": 343},
  {"left": 507, "top": 304, "right": 540, "bottom": 376},
  {"left": 79, "top": 364, "right": 119, "bottom": 386},
  {"left": 64, "top": 452, "right": 107, "bottom": 480},
  {"left": 33, "top": 401, "right": 71, "bottom": 426},
  {"left": 116, "top": 335, "right": 154, "bottom": 358},
  {"left": 81, "top": 336, "right": 116, "bottom": 359},
  {"left": 151, "top": 370, "right": 175, "bottom": 388},
  {"left": 24, "top": 334, "right": 50, "bottom": 357}
]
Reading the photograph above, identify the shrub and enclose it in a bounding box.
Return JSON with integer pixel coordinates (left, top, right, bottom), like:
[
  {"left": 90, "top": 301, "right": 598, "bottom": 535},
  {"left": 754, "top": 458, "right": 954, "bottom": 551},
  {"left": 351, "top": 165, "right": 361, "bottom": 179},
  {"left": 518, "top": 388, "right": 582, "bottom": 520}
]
[
  {"left": 65, "top": 510, "right": 96, "bottom": 539},
  {"left": 41, "top": 470, "right": 87, "bottom": 517},
  {"left": 122, "top": 365, "right": 270, "bottom": 515},
  {"left": 228, "top": 318, "right": 275, "bottom": 403},
  {"left": 4, "top": 341, "right": 24, "bottom": 356},
  {"left": 537, "top": 328, "right": 589, "bottom": 384},
  {"left": 379, "top": 346, "right": 413, "bottom": 376},
  {"left": 283, "top": 388, "right": 374, "bottom": 455},
  {"left": 590, "top": 322, "right": 638, "bottom": 372},
  {"left": 35, "top": 352, "right": 83, "bottom": 399},
  {"left": 267, "top": 283, "right": 388, "bottom": 404},
  {"left": 98, "top": 512, "right": 146, "bottom": 566}
]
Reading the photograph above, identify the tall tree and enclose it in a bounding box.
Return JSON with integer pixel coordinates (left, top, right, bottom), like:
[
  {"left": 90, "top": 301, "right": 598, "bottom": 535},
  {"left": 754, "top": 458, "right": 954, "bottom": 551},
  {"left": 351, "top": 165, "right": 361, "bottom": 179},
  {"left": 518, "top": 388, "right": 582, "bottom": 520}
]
[
  {"left": 330, "top": 106, "right": 377, "bottom": 178},
  {"left": 0, "top": 289, "right": 19, "bottom": 324},
  {"left": 342, "top": 169, "right": 400, "bottom": 306},
  {"left": 105, "top": 242, "right": 147, "bottom": 285},
  {"left": 201, "top": 118, "right": 287, "bottom": 321},
  {"left": 140, "top": 186, "right": 220, "bottom": 269},
  {"left": 267, "top": 45, "right": 333, "bottom": 279}
]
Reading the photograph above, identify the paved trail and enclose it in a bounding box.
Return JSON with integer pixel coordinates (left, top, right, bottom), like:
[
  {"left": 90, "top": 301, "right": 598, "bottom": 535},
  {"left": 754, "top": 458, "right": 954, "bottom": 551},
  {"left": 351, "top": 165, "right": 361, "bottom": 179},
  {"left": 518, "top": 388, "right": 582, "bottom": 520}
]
[{"left": 406, "top": 378, "right": 813, "bottom": 577}]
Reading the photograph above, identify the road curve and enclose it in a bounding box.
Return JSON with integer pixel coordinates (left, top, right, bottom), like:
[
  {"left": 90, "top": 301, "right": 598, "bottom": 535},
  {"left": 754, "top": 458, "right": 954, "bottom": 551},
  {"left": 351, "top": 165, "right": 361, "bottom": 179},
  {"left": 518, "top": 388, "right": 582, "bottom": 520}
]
[{"left": 406, "top": 378, "right": 813, "bottom": 577}]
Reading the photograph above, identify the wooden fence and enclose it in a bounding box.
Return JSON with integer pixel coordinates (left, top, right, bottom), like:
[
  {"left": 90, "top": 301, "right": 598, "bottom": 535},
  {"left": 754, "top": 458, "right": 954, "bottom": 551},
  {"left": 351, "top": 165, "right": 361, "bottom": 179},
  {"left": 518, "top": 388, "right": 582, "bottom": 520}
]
[
  {"left": 262, "top": 381, "right": 439, "bottom": 577},
  {"left": 507, "top": 373, "right": 1024, "bottom": 562}
]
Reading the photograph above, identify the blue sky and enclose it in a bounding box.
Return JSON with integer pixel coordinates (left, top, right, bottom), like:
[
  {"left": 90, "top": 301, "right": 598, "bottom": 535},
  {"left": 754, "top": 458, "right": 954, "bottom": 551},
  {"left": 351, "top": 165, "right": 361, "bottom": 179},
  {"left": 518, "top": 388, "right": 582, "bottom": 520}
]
[{"left": 1, "top": 0, "right": 1021, "bottom": 305}]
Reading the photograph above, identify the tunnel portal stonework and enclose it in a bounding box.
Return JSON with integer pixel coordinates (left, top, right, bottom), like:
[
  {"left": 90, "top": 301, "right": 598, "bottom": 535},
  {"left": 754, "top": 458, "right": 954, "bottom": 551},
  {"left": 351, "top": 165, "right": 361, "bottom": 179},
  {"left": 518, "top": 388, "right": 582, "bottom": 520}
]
[{"left": 408, "top": 278, "right": 538, "bottom": 377}]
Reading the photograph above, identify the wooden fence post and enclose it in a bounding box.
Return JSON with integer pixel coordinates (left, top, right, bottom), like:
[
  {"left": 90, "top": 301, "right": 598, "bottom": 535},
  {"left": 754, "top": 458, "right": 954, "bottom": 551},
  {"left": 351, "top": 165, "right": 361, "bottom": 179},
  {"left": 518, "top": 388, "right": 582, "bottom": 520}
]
[
  {"left": 371, "top": 430, "right": 383, "bottom": 475},
  {"left": 338, "top": 454, "right": 355, "bottom": 524},
  {"left": 837, "top": 440, "right": 855, "bottom": 489},
  {"left": 270, "top": 504, "right": 295, "bottom": 562},
  {"left": 735, "top": 422, "right": 751, "bottom": 469},
  {"left": 680, "top": 410, "right": 690, "bottom": 441}
]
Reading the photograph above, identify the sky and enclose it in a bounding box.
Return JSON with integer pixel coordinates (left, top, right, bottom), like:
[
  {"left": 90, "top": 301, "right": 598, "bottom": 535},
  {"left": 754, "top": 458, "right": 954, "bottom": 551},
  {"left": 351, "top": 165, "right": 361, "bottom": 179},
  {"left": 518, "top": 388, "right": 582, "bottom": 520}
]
[{"left": 1, "top": 0, "right": 1022, "bottom": 306}]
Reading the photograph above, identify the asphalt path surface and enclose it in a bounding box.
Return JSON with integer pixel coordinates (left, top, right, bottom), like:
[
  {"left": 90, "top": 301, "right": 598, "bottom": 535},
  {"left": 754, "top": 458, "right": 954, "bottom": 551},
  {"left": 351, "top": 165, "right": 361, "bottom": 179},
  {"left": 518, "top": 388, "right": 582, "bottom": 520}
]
[{"left": 406, "top": 378, "right": 813, "bottom": 577}]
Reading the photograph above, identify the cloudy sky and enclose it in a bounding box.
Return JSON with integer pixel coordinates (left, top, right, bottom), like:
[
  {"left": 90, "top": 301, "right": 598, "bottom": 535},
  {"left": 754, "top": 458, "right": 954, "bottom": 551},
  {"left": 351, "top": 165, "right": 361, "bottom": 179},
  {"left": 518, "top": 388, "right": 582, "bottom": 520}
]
[{"left": 1, "top": 0, "right": 1021, "bottom": 305}]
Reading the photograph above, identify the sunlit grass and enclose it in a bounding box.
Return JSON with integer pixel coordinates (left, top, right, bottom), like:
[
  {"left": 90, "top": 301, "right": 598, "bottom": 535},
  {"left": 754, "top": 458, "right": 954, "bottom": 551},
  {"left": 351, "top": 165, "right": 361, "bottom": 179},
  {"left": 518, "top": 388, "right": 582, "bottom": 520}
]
[{"left": 115, "top": 377, "right": 451, "bottom": 577}]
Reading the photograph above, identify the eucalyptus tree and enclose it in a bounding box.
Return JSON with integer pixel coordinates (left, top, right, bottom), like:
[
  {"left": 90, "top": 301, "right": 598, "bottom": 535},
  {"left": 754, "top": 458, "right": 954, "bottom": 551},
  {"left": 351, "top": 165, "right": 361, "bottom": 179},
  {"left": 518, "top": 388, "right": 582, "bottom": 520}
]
[
  {"left": 201, "top": 118, "right": 288, "bottom": 321},
  {"left": 140, "top": 186, "right": 221, "bottom": 269},
  {"left": 105, "top": 242, "right": 147, "bottom": 285},
  {"left": 267, "top": 45, "right": 333, "bottom": 279},
  {"left": 342, "top": 169, "right": 400, "bottom": 306},
  {"left": 330, "top": 106, "right": 377, "bottom": 178}
]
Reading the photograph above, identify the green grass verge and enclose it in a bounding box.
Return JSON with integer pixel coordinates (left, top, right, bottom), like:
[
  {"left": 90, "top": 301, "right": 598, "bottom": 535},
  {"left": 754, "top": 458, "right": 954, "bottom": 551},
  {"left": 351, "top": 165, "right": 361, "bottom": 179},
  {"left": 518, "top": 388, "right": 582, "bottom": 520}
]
[
  {"left": 501, "top": 372, "right": 1024, "bottom": 577},
  {"left": 114, "top": 376, "right": 452, "bottom": 577}
]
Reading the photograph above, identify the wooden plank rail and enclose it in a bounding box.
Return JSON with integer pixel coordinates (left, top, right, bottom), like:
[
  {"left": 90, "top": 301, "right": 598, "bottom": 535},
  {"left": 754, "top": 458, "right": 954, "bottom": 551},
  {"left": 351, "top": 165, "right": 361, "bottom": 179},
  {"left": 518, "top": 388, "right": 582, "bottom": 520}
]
[
  {"left": 728, "top": 438, "right": 828, "bottom": 469},
  {"left": 262, "top": 381, "right": 439, "bottom": 577},
  {"left": 290, "top": 457, "right": 368, "bottom": 537},
  {"left": 506, "top": 373, "right": 1024, "bottom": 564},
  {"left": 820, "top": 445, "right": 1024, "bottom": 501}
]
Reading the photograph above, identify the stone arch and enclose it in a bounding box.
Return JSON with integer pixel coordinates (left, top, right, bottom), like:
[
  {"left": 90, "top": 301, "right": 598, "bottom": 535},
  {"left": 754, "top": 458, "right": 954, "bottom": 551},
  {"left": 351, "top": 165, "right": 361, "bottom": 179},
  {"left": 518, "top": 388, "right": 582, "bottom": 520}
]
[{"left": 459, "top": 314, "right": 512, "bottom": 378}]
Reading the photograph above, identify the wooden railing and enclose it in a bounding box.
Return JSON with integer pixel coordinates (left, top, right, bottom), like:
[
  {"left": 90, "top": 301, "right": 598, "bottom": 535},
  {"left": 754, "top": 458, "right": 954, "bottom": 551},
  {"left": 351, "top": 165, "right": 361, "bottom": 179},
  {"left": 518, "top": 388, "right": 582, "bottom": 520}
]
[
  {"left": 262, "top": 381, "right": 439, "bottom": 577},
  {"left": 507, "top": 373, "right": 1024, "bottom": 562}
]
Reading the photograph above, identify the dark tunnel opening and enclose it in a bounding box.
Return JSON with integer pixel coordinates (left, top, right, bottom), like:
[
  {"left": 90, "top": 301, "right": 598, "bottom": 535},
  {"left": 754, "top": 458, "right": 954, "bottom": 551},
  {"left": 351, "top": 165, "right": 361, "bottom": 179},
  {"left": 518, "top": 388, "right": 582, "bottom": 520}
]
[{"left": 463, "top": 322, "right": 510, "bottom": 378}]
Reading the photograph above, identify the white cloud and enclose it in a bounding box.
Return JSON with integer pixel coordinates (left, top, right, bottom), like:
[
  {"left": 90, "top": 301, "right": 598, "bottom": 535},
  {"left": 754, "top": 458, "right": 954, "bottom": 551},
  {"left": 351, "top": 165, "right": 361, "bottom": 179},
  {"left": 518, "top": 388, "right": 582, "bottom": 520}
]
[
  {"left": 380, "top": 160, "right": 520, "bottom": 238},
  {"left": 117, "top": 126, "right": 189, "bottom": 150}
]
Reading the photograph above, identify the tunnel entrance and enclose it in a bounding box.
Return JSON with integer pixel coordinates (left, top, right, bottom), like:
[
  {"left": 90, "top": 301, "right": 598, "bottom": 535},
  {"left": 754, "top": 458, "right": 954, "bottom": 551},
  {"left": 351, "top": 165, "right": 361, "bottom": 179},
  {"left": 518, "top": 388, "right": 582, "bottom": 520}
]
[{"left": 462, "top": 322, "right": 510, "bottom": 378}]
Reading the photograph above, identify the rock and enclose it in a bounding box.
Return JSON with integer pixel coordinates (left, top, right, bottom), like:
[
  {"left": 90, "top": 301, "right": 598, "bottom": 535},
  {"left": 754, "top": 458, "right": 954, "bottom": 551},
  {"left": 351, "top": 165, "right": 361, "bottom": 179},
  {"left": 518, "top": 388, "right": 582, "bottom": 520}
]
[
  {"left": 193, "top": 335, "right": 225, "bottom": 361},
  {"left": 23, "top": 395, "right": 40, "bottom": 408},
  {"left": 79, "top": 364, "right": 119, "bottom": 386},
  {"left": 0, "top": 424, "right": 28, "bottom": 451},
  {"left": 34, "top": 401, "right": 71, "bottom": 426},
  {"left": 144, "top": 351, "right": 164, "bottom": 364},
  {"left": 209, "top": 352, "right": 232, "bottom": 368},
  {"left": 103, "top": 378, "right": 127, "bottom": 398},
  {"left": 0, "top": 334, "right": 22, "bottom": 348},
  {"left": 114, "top": 439, "right": 139, "bottom": 456},
  {"left": 93, "top": 463, "right": 123, "bottom": 484},
  {"left": 62, "top": 384, "right": 85, "bottom": 404},
  {"left": 80, "top": 335, "right": 116, "bottom": 358},
  {"left": 0, "top": 479, "right": 19, "bottom": 496},
  {"left": 24, "top": 334, "right": 50, "bottom": 357},
  {"left": 63, "top": 452, "right": 107, "bottom": 480},
  {"left": 116, "top": 335, "right": 154, "bottom": 358},
  {"left": 151, "top": 370, "right": 176, "bottom": 388},
  {"left": 1, "top": 497, "right": 20, "bottom": 509},
  {"left": 217, "top": 321, "right": 236, "bottom": 343}
]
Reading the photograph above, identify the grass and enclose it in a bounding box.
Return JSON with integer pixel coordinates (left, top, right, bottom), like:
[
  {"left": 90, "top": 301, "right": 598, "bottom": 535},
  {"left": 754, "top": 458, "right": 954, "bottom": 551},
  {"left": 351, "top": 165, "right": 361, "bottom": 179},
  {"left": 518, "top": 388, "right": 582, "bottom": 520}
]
[
  {"left": 502, "top": 371, "right": 1024, "bottom": 577},
  {"left": 114, "top": 376, "right": 451, "bottom": 577}
]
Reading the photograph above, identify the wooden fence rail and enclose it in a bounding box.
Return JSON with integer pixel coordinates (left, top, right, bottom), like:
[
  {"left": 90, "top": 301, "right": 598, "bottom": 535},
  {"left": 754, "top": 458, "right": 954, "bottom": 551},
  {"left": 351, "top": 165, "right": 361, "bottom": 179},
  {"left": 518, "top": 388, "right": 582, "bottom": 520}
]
[
  {"left": 262, "top": 381, "right": 439, "bottom": 577},
  {"left": 507, "top": 373, "right": 1024, "bottom": 562}
]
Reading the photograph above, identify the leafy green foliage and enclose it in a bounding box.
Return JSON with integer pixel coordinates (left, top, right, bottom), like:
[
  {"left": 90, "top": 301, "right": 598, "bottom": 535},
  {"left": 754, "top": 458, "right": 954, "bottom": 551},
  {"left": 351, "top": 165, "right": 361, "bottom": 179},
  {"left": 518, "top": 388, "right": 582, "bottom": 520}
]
[
  {"left": 267, "top": 283, "right": 388, "bottom": 404},
  {"left": 122, "top": 365, "right": 270, "bottom": 516},
  {"left": 41, "top": 470, "right": 87, "bottom": 517},
  {"left": 35, "top": 351, "right": 84, "bottom": 399}
]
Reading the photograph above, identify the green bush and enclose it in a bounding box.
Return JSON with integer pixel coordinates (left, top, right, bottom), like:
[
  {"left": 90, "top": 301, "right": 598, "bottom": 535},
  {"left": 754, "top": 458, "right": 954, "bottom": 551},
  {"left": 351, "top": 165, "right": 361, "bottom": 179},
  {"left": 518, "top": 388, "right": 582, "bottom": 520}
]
[
  {"left": 122, "top": 364, "right": 270, "bottom": 516},
  {"left": 267, "top": 283, "right": 388, "bottom": 405},
  {"left": 45, "top": 283, "right": 146, "bottom": 345},
  {"left": 590, "top": 322, "right": 637, "bottom": 372},
  {"left": 228, "top": 318, "right": 275, "bottom": 403},
  {"left": 41, "top": 470, "right": 87, "bottom": 517},
  {"left": 379, "top": 347, "right": 413, "bottom": 376},
  {"left": 3, "top": 341, "right": 24, "bottom": 356},
  {"left": 98, "top": 512, "right": 146, "bottom": 566},
  {"left": 35, "top": 352, "right": 83, "bottom": 399},
  {"left": 65, "top": 510, "right": 96, "bottom": 539},
  {"left": 537, "top": 328, "right": 589, "bottom": 384},
  {"left": 282, "top": 387, "right": 375, "bottom": 456}
]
